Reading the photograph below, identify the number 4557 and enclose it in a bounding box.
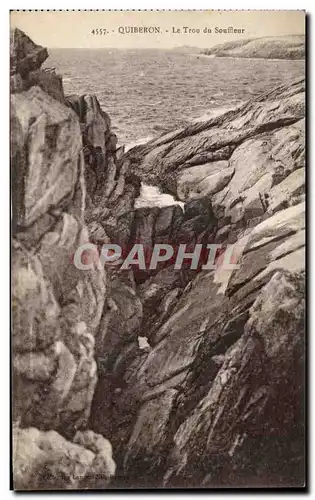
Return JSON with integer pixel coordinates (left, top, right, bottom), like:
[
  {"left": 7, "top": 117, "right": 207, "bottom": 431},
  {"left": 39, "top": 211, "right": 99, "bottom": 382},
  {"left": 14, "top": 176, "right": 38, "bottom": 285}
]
[{"left": 91, "top": 29, "right": 108, "bottom": 35}]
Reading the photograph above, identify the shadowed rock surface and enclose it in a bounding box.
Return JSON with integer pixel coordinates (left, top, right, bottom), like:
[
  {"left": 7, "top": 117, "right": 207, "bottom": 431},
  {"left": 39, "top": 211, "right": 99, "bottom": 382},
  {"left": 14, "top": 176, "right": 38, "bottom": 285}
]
[
  {"left": 11, "top": 29, "right": 305, "bottom": 489},
  {"left": 11, "top": 29, "right": 116, "bottom": 490}
]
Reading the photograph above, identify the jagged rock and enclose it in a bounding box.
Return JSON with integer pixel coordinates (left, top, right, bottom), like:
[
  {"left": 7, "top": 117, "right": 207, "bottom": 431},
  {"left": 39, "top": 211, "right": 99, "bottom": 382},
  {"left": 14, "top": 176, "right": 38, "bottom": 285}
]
[
  {"left": 94, "top": 276, "right": 143, "bottom": 367},
  {"left": 10, "top": 29, "right": 65, "bottom": 100},
  {"left": 38, "top": 216, "right": 106, "bottom": 334},
  {"left": 89, "top": 270, "right": 143, "bottom": 447},
  {"left": 226, "top": 202, "right": 305, "bottom": 296},
  {"left": 124, "top": 389, "right": 178, "bottom": 476},
  {"left": 268, "top": 167, "right": 305, "bottom": 213},
  {"left": 164, "top": 270, "right": 305, "bottom": 487},
  {"left": 157, "top": 287, "right": 182, "bottom": 317},
  {"left": 88, "top": 78, "right": 305, "bottom": 486},
  {"left": 139, "top": 267, "right": 186, "bottom": 310},
  {"left": 66, "top": 94, "right": 111, "bottom": 164},
  {"left": 125, "top": 197, "right": 216, "bottom": 283},
  {"left": 11, "top": 29, "right": 305, "bottom": 490},
  {"left": 66, "top": 94, "right": 141, "bottom": 243},
  {"left": 13, "top": 324, "right": 98, "bottom": 434},
  {"left": 12, "top": 242, "right": 60, "bottom": 353},
  {"left": 128, "top": 80, "right": 304, "bottom": 247},
  {"left": 11, "top": 86, "right": 82, "bottom": 229},
  {"left": 28, "top": 69, "right": 65, "bottom": 103},
  {"left": 114, "top": 199, "right": 305, "bottom": 486},
  {"left": 128, "top": 79, "right": 304, "bottom": 193},
  {"left": 175, "top": 197, "right": 217, "bottom": 244},
  {"left": 11, "top": 30, "right": 116, "bottom": 489},
  {"left": 176, "top": 162, "right": 234, "bottom": 200},
  {"left": 10, "top": 28, "right": 48, "bottom": 77}
]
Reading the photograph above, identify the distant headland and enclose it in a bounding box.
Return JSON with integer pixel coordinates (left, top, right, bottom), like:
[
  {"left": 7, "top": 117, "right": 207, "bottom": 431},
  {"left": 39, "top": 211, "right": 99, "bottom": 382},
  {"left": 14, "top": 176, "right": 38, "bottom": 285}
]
[{"left": 201, "top": 35, "right": 305, "bottom": 60}]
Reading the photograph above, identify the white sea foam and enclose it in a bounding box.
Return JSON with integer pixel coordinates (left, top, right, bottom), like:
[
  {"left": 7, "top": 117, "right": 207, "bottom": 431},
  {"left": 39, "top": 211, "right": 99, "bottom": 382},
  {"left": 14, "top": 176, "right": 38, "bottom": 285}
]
[{"left": 135, "top": 183, "right": 184, "bottom": 211}]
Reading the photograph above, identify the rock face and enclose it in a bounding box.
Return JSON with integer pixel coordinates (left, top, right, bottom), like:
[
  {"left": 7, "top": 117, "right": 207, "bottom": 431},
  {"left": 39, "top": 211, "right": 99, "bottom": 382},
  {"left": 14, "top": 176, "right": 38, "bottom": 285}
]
[
  {"left": 110, "top": 78, "right": 305, "bottom": 487},
  {"left": 11, "top": 29, "right": 305, "bottom": 490},
  {"left": 11, "top": 29, "right": 117, "bottom": 490},
  {"left": 10, "top": 28, "right": 65, "bottom": 102},
  {"left": 128, "top": 78, "right": 305, "bottom": 244}
]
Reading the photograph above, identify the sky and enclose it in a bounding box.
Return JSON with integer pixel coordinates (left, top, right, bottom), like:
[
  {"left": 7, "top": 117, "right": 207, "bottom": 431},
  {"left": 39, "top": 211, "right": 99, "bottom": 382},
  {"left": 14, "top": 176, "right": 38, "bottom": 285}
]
[{"left": 10, "top": 10, "right": 305, "bottom": 49}]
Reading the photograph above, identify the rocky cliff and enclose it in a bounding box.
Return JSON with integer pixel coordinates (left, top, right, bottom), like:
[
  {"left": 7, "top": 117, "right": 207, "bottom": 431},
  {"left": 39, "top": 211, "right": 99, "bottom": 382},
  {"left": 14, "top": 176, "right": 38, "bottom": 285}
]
[
  {"left": 11, "top": 29, "right": 119, "bottom": 490},
  {"left": 11, "top": 29, "right": 305, "bottom": 489}
]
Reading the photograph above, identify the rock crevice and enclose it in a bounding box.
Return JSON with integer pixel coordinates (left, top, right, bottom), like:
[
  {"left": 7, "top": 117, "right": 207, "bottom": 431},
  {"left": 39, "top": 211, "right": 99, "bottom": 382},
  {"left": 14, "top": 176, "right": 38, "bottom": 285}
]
[{"left": 11, "top": 29, "right": 305, "bottom": 490}]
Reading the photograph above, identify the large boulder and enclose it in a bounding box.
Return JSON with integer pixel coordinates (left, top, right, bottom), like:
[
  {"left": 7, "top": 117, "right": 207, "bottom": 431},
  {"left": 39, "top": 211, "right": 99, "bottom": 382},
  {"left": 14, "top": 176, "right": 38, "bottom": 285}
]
[
  {"left": 11, "top": 86, "right": 82, "bottom": 230},
  {"left": 13, "top": 426, "right": 115, "bottom": 490}
]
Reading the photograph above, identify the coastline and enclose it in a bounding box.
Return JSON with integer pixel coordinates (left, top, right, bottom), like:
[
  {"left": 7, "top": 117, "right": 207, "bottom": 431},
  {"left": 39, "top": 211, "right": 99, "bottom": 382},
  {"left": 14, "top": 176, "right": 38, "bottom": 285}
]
[{"left": 191, "top": 52, "right": 305, "bottom": 62}]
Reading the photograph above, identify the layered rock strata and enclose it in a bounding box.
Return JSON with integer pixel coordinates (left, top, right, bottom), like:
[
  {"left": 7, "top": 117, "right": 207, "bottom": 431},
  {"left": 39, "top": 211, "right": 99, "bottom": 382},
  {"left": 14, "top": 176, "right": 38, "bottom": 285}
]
[{"left": 11, "top": 28, "right": 305, "bottom": 489}]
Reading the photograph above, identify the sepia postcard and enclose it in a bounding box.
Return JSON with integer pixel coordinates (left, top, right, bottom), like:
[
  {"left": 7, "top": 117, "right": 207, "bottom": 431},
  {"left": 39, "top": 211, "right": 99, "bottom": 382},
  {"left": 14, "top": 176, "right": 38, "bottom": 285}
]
[{"left": 10, "top": 9, "right": 306, "bottom": 490}]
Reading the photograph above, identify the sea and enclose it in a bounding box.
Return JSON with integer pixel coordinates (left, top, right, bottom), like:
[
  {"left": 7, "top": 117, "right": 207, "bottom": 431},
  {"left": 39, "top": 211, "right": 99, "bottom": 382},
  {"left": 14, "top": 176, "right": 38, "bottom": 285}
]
[
  {"left": 44, "top": 48, "right": 304, "bottom": 207},
  {"left": 44, "top": 48, "right": 304, "bottom": 147}
]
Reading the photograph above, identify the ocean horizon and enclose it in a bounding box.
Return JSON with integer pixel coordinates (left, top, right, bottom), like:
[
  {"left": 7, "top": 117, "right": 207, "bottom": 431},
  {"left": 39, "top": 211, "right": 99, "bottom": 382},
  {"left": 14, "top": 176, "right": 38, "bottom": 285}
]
[{"left": 44, "top": 48, "right": 304, "bottom": 147}]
